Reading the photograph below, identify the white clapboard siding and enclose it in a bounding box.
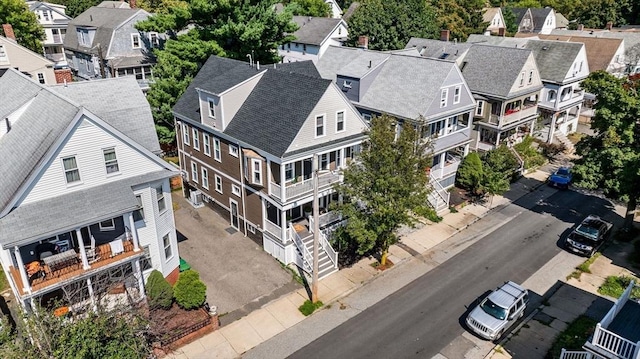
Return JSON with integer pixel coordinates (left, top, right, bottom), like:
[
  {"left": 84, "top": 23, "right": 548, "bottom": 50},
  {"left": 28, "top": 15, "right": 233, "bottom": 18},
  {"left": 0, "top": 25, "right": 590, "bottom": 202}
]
[
  {"left": 21, "top": 116, "right": 164, "bottom": 205},
  {"left": 286, "top": 86, "right": 366, "bottom": 154}
]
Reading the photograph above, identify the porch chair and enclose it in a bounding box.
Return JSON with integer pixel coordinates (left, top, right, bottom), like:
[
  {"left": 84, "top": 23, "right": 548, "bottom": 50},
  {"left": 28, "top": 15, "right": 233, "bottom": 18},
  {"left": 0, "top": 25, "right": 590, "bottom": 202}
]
[{"left": 85, "top": 236, "right": 99, "bottom": 263}]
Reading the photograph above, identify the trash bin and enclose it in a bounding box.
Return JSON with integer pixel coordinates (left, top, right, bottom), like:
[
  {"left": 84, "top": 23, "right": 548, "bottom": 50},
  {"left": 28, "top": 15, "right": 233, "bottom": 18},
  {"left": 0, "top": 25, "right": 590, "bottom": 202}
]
[{"left": 179, "top": 257, "right": 191, "bottom": 272}]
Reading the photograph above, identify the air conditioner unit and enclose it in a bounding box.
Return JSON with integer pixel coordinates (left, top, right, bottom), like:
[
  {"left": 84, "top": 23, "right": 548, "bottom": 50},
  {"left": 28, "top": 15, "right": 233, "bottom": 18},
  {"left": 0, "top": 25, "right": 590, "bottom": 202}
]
[{"left": 190, "top": 190, "right": 203, "bottom": 206}]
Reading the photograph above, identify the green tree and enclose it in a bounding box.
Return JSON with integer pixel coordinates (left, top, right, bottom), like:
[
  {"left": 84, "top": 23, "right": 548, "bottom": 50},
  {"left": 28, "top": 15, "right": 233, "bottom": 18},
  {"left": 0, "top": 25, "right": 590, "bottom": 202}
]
[
  {"left": 573, "top": 71, "right": 640, "bottom": 230},
  {"left": 480, "top": 167, "right": 511, "bottom": 207},
  {"left": 48, "top": 0, "right": 102, "bottom": 18},
  {"left": 145, "top": 269, "right": 174, "bottom": 309},
  {"left": 456, "top": 151, "right": 483, "bottom": 194},
  {"left": 346, "top": 0, "right": 438, "bottom": 51},
  {"left": 173, "top": 270, "right": 207, "bottom": 310},
  {"left": 285, "top": 0, "right": 331, "bottom": 17},
  {"left": 483, "top": 145, "right": 519, "bottom": 181},
  {"left": 431, "top": 0, "right": 487, "bottom": 41},
  {"left": 571, "top": 0, "right": 632, "bottom": 28},
  {"left": 0, "top": 0, "right": 44, "bottom": 53},
  {"left": 512, "top": 0, "right": 541, "bottom": 7},
  {"left": 334, "top": 114, "right": 432, "bottom": 266},
  {"left": 502, "top": 7, "right": 519, "bottom": 34},
  {"left": 136, "top": 0, "right": 296, "bottom": 143}
]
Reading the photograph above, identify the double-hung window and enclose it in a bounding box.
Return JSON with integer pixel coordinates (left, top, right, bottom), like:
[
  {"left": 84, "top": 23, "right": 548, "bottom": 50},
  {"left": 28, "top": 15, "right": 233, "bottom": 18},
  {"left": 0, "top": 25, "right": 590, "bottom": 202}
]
[
  {"left": 475, "top": 100, "right": 484, "bottom": 116},
  {"left": 285, "top": 163, "right": 294, "bottom": 181},
  {"left": 315, "top": 115, "right": 325, "bottom": 137},
  {"left": 133, "top": 195, "right": 145, "bottom": 221},
  {"left": 229, "top": 145, "right": 239, "bottom": 157},
  {"left": 191, "top": 162, "right": 198, "bottom": 183},
  {"left": 156, "top": 185, "right": 166, "bottom": 213},
  {"left": 203, "top": 133, "right": 211, "bottom": 156},
  {"left": 214, "top": 139, "right": 221, "bottom": 162},
  {"left": 215, "top": 175, "right": 222, "bottom": 193},
  {"left": 336, "top": 111, "right": 345, "bottom": 132},
  {"left": 103, "top": 148, "right": 119, "bottom": 174},
  {"left": 201, "top": 168, "right": 209, "bottom": 189},
  {"left": 252, "top": 159, "right": 262, "bottom": 185},
  {"left": 440, "top": 89, "right": 448, "bottom": 107},
  {"left": 208, "top": 99, "right": 215, "bottom": 117},
  {"left": 320, "top": 153, "right": 329, "bottom": 170},
  {"left": 131, "top": 33, "right": 141, "bottom": 49},
  {"left": 163, "top": 233, "right": 172, "bottom": 260},
  {"left": 528, "top": 71, "right": 534, "bottom": 84},
  {"left": 62, "top": 156, "right": 81, "bottom": 183},
  {"left": 192, "top": 128, "right": 200, "bottom": 150},
  {"left": 182, "top": 124, "right": 189, "bottom": 145},
  {"left": 37, "top": 73, "right": 45, "bottom": 84},
  {"left": 453, "top": 86, "right": 461, "bottom": 104}
]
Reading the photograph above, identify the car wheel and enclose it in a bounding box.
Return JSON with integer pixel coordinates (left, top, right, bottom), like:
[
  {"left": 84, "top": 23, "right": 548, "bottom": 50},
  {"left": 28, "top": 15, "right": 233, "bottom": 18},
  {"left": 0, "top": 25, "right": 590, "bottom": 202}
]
[{"left": 495, "top": 329, "right": 505, "bottom": 342}]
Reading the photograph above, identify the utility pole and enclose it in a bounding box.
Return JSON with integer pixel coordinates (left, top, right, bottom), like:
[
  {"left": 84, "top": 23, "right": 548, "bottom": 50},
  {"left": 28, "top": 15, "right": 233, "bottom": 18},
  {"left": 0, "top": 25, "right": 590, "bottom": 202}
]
[{"left": 312, "top": 153, "right": 319, "bottom": 303}]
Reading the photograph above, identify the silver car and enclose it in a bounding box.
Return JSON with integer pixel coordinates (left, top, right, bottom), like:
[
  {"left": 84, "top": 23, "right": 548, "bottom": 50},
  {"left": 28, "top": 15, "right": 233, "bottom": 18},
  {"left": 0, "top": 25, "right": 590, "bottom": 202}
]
[{"left": 466, "top": 281, "right": 529, "bottom": 341}]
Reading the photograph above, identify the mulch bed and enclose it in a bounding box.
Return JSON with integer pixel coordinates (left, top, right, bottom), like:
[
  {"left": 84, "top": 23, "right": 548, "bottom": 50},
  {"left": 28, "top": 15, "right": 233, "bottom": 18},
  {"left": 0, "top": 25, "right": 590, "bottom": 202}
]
[{"left": 149, "top": 303, "right": 210, "bottom": 342}]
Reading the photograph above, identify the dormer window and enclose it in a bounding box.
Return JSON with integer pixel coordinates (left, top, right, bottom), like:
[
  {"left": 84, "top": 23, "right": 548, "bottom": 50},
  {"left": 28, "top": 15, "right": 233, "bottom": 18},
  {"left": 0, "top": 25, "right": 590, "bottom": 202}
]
[
  {"left": 149, "top": 32, "right": 159, "bottom": 48},
  {"left": 207, "top": 98, "right": 216, "bottom": 118},
  {"left": 131, "top": 33, "right": 141, "bottom": 49},
  {"left": 547, "top": 90, "right": 557, "bottom": 102},
  {"left": 440, "top": 88, "right": 448, "bottom": 108},
  {"left": 77, "top": 29, "right": 90, "bottom": 47}
]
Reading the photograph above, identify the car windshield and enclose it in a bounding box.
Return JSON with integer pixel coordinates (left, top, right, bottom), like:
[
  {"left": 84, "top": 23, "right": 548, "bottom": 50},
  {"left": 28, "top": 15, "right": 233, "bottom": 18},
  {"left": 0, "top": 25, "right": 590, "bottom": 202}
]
[
  {"left": 480, "top": 298, "right": 508, "bottom": 320},
  {"left": 576, "top": 223, "right": 600, "bottom": 238},
  {"left": 556, "top": 168, "right": 570, "bottom": 176},
  {"left": 569, "top": 232, "right": 598, "bottom": 244}
]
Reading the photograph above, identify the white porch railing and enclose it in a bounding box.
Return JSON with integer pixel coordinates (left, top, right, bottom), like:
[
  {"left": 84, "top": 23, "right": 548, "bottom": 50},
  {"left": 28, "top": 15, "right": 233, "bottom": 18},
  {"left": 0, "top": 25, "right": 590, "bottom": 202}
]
[
  {"left": 264, "top": 220, "right": 281, "bottom": 238},
  {"left": 308, "top": 214, "right": 339, "bottom": 269},
  {"left": 590, "top": 281, "right": 640, "bottom": 359},
  {"left": 509, "top": 146, "right": 525, "bottom": 174},
  {"left": 430, "top": 159, "right": 461, "bottom": 180},
  {"left": 318, "top": 231, "right": 337, "bottom": 269},
  {"left": 502, "top": 105, "right": 538, "bottom": 126},
  {"left": 309, "top": 211, "right": 343, "bottom": 230},
  {"left": 559, "top": 349, "right": 592, "bottom": 359},
  {"left": 428, "top": 171, "right": 450, "bottom": 212},
  {"left": 290, "top": 223, "right": 312, "bottom": 273},
  {"left": 269, "top": 171, "right": 341, "bottom": 202}
]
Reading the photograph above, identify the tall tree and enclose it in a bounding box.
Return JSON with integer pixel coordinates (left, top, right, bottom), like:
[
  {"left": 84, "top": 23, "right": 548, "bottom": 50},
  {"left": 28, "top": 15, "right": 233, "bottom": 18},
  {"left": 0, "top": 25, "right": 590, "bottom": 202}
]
[
  {"left": 285, "top": 0, "right": 331, "bottom": 17},
  {"left": 0, "top": 0, "right": 44, "bottom": 53},
  {"left": 334, "top": 115, "right": 432, "bottom": 266},
  {"left": 573, "top": 71, "right": 640, "bottom": 230},
  {"left": 502, "top": 7, "right": 519, "bottom": 34},
  {"left": 571, "top": 0, "right": 633, "bottom": 28},
  {"left": 136, "top": 0, "right": 296, "bottom": 144},
  {"left": 431, "top": 0, "right": 487, "bottom": 41},
  {"left": 345, "top": 0, "right": 438, "bottom": 51},
  {"left": 48, "top": 0, "right": 102, "bottom": 18}
]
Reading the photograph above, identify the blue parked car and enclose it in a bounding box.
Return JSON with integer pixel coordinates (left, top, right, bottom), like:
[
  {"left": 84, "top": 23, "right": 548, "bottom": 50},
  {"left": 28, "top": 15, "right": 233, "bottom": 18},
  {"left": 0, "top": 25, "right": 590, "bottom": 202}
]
[{"left": 548, "top": 167, "right": 572, "bottom": 189}]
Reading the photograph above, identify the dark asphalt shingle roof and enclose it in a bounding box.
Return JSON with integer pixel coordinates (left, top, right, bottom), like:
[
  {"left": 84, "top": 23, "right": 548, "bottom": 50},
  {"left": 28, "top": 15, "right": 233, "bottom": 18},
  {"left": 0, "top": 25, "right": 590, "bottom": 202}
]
[
  {"left": 223, "top": 69, "right": 331, "bottom": 157},
  {"left": 460, "top": 44, "right": 535, "bottom": 98},
  {"left": 524, "top": 40, "right": 584, "bottom": 83},
  {"left": 64, "top": 6, "right": 146, "bottom": 52},
  {"left": 405, "top": 37, "right": 472, "bottom": 62},
  {"left": 530, "top": 8, "right": 553, "bottom": 33},
  {"left": 291, "top": 16, "right": 343, "bottom": 46}
]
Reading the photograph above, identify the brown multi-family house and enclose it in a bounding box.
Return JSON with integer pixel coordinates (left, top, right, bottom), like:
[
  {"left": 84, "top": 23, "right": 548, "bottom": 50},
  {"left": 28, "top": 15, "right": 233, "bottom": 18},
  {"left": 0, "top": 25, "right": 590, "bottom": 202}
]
[{"left": 173, "top": 56, "right": 367, "bottom": 279}]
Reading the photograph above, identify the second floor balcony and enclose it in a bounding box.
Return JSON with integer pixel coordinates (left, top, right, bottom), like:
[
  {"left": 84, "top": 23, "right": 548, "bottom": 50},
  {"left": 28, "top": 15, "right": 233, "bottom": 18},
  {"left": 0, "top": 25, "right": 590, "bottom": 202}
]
[
  {"left": 270, "top": 170, "right": 342, "bottom": 202},
  {"left": 488, "top": 104, "right": 538, "bottom": 127}
]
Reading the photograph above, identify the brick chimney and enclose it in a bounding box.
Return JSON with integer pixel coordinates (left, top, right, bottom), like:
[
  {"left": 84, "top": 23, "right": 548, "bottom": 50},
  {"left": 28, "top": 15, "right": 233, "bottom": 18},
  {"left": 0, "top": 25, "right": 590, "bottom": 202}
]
[
  {"left": 129, "top": 0, "right": 136, "bottom": 8},
  {"left": 440, "top": 29, "right": 450, "bottom": 42},
  {"left": 2, "top": 24, "right": 16, "bottom": 41},
  {"left": 357, "top": 35, "right": 368, "bottom": 49},
  {"left": 577, "top": 24, "right": 584, "bottom": 31},
  {"left": 54, "top": 69, "right": 73, "bottom": 84},
  {"left": 605, "top": 21, "right": 613, "bottom": 30}
]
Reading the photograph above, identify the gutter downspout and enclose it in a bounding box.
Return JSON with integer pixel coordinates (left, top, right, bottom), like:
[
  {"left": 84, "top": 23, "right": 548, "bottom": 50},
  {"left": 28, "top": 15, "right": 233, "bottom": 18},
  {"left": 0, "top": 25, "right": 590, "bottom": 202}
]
[{"left": 238, "top": 143, "right": 248, "bottom": 237}]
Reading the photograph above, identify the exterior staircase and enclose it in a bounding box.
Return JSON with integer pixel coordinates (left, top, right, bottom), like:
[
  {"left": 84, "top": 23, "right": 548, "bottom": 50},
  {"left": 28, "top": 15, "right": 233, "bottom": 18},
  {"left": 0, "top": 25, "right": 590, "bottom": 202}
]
[
  {"left": 553, "top": 132, "right": 576, "bottom": 156},
  {"left": 291, "top": 223, "right": 338, "bottom": 280},
  {"left": 428, "top": 172, "right": 450, "bottom": 214}
]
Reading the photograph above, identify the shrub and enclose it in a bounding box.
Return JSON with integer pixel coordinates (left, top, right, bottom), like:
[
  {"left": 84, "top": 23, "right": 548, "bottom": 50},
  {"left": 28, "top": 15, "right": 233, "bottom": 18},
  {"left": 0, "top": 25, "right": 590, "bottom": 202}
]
[
  {"left": 547, "top": 315, "right": 597, "bottom": 358},
  {"left": 456, "top": 152, "right": 483, "bottom": 193},
  {"left": 173, "top": 270, "right": 207, "bottom": 310},
  {"left": 598, "top": 275, "right": 640, "bottom": 299},
  {"left": 145, "top": 270, "right": 173, "bottom": 310},
  {"left": 299, "top": 300, "right": 323, "bottom": 316},
  {"left": 513, "top": 136, "right": 546, "bottom": 169},
  {"left": 482, "top": 145, "right": 519, "bottom": 180},
  {"left": 538, "top": 141, "right": 565, "bottom": 158}
]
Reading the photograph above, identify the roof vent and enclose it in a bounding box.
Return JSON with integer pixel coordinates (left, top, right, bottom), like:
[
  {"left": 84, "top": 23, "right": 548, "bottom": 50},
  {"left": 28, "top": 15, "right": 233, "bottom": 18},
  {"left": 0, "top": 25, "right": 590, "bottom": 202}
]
[{"left": 542, "top": 46, "right": 549, "bottom": 50}]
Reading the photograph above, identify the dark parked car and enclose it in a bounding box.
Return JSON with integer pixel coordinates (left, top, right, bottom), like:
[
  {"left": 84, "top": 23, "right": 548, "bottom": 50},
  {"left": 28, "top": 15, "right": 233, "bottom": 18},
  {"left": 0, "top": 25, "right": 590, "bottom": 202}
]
[
  {"left": 548, "top": 167, "right": 572, "bottom": 189},
  {"left": 565, "top": 215, "right": 613, "bottom": 256}
]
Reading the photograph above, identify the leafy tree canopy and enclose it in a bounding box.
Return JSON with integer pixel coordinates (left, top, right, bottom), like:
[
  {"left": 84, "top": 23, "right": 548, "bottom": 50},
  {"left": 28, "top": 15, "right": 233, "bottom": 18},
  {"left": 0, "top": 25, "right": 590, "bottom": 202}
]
[
  {"left": 345, "top": 0, "right": 438, "bottom": 51},
  {"left": 0, "top": 0, "right": 44, "bottom": 53},
  {"left": 573, "top": 71, "right": 640, "bottom": 229},
  {"left": 136, "top": 0, "right": 296, "bottom": 143},
  {"left": 431, "top": 0, "right": 487, "bottom": 41},
  {"left": 48, "top": 0, "right": 102, "bottom": 18},
  {"left": 334, "top": 114, "right": 432, "bottom": 265},
  {"left": 284, "top": 0, "right": 331, "bottom": 17}
]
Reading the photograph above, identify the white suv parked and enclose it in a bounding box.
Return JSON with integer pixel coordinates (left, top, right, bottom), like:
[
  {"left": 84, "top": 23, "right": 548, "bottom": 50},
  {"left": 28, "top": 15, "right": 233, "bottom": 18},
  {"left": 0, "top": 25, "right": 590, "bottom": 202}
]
[{"left": 466, "top": 281, "right": 529, "bottom": 341}]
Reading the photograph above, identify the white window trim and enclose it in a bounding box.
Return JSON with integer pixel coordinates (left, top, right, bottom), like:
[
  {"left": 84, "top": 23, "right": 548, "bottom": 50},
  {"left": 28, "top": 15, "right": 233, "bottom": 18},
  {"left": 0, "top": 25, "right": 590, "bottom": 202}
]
[
  {"left": 163, "top": 233, "right": 173, "bottom": 261},
  {"left": 156, "top": 185, "right": 167, "bottom": 214},
  {"left": 335, "top": 110, "right": 345, "bottom": 133},
  {"left": 475, "top": 100, "right": 484, "bottom": 116},
  {"left": 440, "top": 88, "right": 448, "bottom": 108},
  {"left": 134, "top": 194, "right": 145, "bottom": 222},
  {"left": 103, "top": 147, "right": 120, "bottom": 175},
  {"left": 191, "top": 162, "right": 198, "bottom": 183},
  {"left": 149, "top": 32, "right": 159, "bottom": 48},
  {"left": 251, "top": 158, "right": 262, "bottom": 185},
  {"left": 315, "top": 114, "right": 326, "bottom": 138},
  {"left": 131, "top": 33, "right": 141, "bottom": 49},
  {"left": 247, "top": 224, "right": 256, "bottom": 234},
  {"left": 453, "top": 86, "right": 461, "bottom": 104},
  {"left": 99, "top": 218, "right": 115, "bottom": 231},
  {"left": 201, "top": 167, "right": 209, "bottom": 189},
  {"left": 62, "top": 155, "right": 82, "bottom": 185},
  {"left": 519, "top": 72, "right": 525, "bottom": 86},
  {"left": 214, "top": 138, "right": 222, "bottom": 162},
  {"left": 207, "top": 98, "right": 216, "bottom": 118},
  {"left": 284, "top": 163, "right": 294, "bottom": 182},
  {"left": 182, "top": 124, "right": 190, "bottom": 145},
  {"left": 192, "top": 128, "right": 200, "bottom": 150},
  {"left": 232, "top": 184, "right": 241, "bottom": 197},
  {"left": 203, "top": 133, "right": 211, "bottom": 156},
  {"left": 229, "top": 144, "right": 239, "bottom": 157},
  {"left": 215, "top": 174, "right": 223, "bottom": 194}
]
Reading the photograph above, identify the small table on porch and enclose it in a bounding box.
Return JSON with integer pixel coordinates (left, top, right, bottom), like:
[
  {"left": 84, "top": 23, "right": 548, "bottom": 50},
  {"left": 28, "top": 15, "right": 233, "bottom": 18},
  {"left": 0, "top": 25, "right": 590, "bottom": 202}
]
[{"left": 42, "top": 250, "right": 79, "bottom": 274}]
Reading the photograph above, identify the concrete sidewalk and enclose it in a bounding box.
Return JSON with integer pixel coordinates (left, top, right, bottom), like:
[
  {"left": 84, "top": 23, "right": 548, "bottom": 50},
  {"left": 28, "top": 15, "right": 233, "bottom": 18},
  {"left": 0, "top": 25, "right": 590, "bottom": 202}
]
[{"left": 165, "top": 170, "right": 552, "bottom": 359}]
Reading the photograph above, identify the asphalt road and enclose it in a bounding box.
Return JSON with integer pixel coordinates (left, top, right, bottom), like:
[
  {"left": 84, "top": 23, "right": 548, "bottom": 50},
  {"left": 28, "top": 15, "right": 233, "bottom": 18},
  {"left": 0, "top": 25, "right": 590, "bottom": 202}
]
[{"left": 288, "top": 188, "right": 613, "bottom": 359}]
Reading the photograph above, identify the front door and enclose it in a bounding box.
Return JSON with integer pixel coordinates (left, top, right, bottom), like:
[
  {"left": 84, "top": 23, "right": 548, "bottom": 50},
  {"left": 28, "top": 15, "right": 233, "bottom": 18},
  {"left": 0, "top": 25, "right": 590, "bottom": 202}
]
[{"left": 230, "top": 200, "right": 239, "bottom": 230}]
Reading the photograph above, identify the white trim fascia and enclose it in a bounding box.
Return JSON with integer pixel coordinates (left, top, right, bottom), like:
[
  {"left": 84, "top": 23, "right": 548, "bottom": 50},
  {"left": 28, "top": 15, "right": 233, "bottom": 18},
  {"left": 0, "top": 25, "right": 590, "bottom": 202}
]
[
  {"left": 195, "top": 70, "right": 266, "bottom": 98},
  {"left": 0, "top": 37, "right": 55, "bottom": 67},
  {"left": 318, "top": 19, "right": 348, "bottom": 46}
]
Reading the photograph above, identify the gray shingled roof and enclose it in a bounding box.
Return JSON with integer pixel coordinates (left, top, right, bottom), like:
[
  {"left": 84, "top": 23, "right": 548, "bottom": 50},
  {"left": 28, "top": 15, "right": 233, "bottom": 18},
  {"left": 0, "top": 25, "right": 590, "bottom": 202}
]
[
  {"left": 315, "top": 46, "right": 390, "bottom": 80},
  {"left": 223, "top": 68, "right": 332, "bottom": 157},
  {"left": 0, "top": 170, "right": 171, "bottom": 248},
  {"left": 49, "top": 76, "right": 161, "bottom": 154},
  {"left": 0, "top": 70, "right": 163, "bottom": 214},
  {"left": 291, "top": 16, "right": 343, "bottom": 46},
  {"left": 64, "top": 7, "right": 145, "bottom": 53},
  {"left": 357, "top": 54, "right": 459, "bottom": 119},
  {"left": 405, "top": 37, "right": 472, "bottom": 62},
  {"left": 172, "top": 56, "right": 262, "bottom": 122},
  {"left": 467, "top": 34, "right": 534, "bottom": 47},
  {"left": 507, "top": 8, "right": 528, "bottom": 26},
  {"left": 525, "top": 40, "right": 584, "bottom": 83},
  {"left": 459, "top": 44, "right": 536, "bottom": 98},
  {"left": 530, "top": 8, "right": 553, "bottom": 33},
  {"left": 550, "top": 28, "right": 640, "bottom": 49}
]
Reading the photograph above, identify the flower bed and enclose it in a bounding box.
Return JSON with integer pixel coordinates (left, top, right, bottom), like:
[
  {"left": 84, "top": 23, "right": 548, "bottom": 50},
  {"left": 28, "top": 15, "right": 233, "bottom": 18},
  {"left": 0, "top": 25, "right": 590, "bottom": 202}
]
[{"left": 149, "top": 303, "right": 213, "bottom": 347}]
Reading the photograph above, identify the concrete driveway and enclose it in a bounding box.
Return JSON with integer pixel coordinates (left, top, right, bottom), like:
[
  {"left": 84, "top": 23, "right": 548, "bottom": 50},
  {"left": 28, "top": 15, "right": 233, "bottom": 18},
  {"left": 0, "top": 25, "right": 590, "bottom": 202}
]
[{"left": 171, "top": 192, "right": 300, "bottom": 325}]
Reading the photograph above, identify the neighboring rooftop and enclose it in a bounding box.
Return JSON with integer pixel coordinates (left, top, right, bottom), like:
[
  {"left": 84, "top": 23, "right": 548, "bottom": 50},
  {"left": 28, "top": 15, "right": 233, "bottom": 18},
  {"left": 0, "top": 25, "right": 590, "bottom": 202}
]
[
  {"left": 467, "top": 33, "right": 534, "bottom": 47},
  {"left": 64, "top": 6, "right": 145, "bottom": 52},
  {"left": 529, "top": 7, "right": 554, "bottom": 33},
  {"left": 482, "top": 7, "right": 501, "bottom": 23},
  {"left": 290, "top": 16, "right": 344, "bottom": 46},
  {"left": 405, "top": 37, "right": 472, "bottom": 62},
  {"left": 524, "top": 40, "right": 585, "bottom": 82},
  {"left": 537, "top": 34, "right": 623, "bottom": 71}
]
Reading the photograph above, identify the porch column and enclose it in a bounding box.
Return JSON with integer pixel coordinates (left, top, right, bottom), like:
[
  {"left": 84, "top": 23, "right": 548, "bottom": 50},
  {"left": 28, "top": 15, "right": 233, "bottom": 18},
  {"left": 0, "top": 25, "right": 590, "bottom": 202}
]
[
  {"left": 281, "top": 209, "right": 288, "bottom": 244},
  {"left": 134, "top": 260, "right": 145, "bottom": 301},
  {"left": 127, "top": 212, "right": 140, "bottom": 252},
  {"left": 495, "top": 132, "right": 501, "bottom": 147},
  {"left": 548, "top": 113, "right": 557, "bottom": 143},
  {"left": 463, "top": 143, "right": 469, "bottom": 156},
  {"left": 14, "top": 246, "right": 31, "bottom": 294},
  {"left": 280, "top": 163, "right": 286, "bottom": 201},
  {"left": 76, "top": 228, "right": 90, "bottom": 270},
  {"left": 86, "top": 278, "right": 97, "bottom": 312}
]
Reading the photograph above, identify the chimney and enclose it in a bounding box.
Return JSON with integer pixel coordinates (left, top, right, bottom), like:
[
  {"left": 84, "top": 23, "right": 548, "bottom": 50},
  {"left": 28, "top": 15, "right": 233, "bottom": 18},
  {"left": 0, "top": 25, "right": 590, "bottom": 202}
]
[
  {"left": 498, "top": 27, "right": 506, "bottom": 37},
  {"left": 2, "top": 24, "right": 16, "bottom": 41},
  {"left": 577, "top": 24, "right": 584, "bottom": 31},
  {"left": 440, "top": 29, "right": 450, "bottom": 42},
  {"left": 606, "top": 21, "right": 613, "bottom": 30},
  {"left": 129, "top": 0, "right": 136, "bottom": 8},
  {"left": 357, "top": 35, "right": 368, "bottom": 49},
  {"left": 54, "top": 69, "right": 73, "bottom": 84}
]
